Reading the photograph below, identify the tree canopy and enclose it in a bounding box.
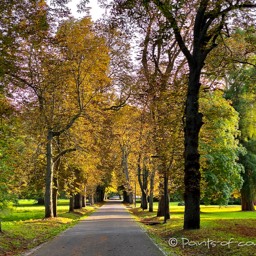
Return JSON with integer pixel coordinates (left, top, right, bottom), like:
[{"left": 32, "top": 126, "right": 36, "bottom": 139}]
[{"left": 1, "top": 0, "right": 256, "bottom": 230}]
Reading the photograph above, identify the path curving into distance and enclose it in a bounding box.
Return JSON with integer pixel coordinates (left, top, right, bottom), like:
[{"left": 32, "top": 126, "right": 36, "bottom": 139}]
[{"left": 26, "top": 200, "right": 165, "bottom": 256}]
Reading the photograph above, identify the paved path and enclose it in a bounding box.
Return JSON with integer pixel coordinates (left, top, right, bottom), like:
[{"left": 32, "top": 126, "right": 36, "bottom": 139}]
[{"left": 27, "top": 200, "right": 165, "bottom": 256}]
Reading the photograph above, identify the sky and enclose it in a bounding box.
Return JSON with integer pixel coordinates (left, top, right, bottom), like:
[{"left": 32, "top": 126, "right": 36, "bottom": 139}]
[{"left": 67, "top": 0, "right": 105, "bottom": 20}]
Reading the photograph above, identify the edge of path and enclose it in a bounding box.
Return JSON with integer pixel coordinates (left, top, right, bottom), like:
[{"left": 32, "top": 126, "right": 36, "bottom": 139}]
[
  {"left": 21, "top": 203, "right": 104, "bottom": 256},
  {"left": 23, "top": 201, "right": 171, "bottom": 256},
  {"left": 124, "top": 204, "right": 171, "bottom": 256}
]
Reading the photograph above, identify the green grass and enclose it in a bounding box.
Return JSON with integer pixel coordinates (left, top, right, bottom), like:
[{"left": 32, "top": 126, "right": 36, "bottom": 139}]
[
  {"left": 0, "top": 199, "right": 70, "bottom": 222},
  {"left": 0, "top": 199, "right": 100, "bottom": 256},
  {"left": 129, "top": 202, "right": 256, "bottom": 256}
]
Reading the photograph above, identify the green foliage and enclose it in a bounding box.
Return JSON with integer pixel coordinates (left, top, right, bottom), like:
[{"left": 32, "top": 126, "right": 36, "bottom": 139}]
[
  {"left": 0, "top": 94, "right": 19, "bottom": 209},
  {"left": 0, "top": 93, "right": 40, "bottom": 208},
  {"left": 225, "top": 61, "right": 256, "bottom": 140},
  {"left": 224, "top": 53, "right": 256, "bottom": 207},
  {"left": 199, "top": 90, "right": 243, "bottom": 205}
]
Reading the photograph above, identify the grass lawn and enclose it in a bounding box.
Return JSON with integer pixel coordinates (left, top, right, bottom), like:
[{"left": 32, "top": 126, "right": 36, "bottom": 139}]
[
  {"left": 129, "top": 202, "right": 256, "bottom": 256},
  {"left": 0, "top": 199, "right": 101, "bottom": 256}
]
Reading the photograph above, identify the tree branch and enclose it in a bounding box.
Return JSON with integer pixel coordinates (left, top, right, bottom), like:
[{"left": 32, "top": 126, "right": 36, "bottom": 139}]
[
  {"left": 53, "top": 148, "right": 76, "bottom": 163},
  {"left": 142, "top": 16, "right": 154, "bottom": 81},
  {"left": 152, "top": 0, "right": 193, "bottom": 64},
  {"left": 103, "top": 89, "right": 131, "bottom": 111},
  {"left": 52, "top": 112, "right": 82, "bottom": 136}
]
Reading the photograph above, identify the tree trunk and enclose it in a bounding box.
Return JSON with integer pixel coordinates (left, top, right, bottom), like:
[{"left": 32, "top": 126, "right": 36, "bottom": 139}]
[
  {"left": 74, "top": 193, "right": 83, "bottom": 209},
  {"left": 157, "top": 195, "right": 164, "bottom": 217},
  {"left": 82, "top": 196, "right": 86, "bottom": 207},
  {"left": 53, "top": 176, "right": 58, "bottom": 217},
  {"left": 163, "top": 171, "right": 169, "bottom": 222},
  {"left": 121, "top": 145, "right": 133, "bottom": 204},
  {"left": 96, "top": 185, "right": 105, "bottom": 202},
  {"left": 183, "top": 65, "right": 203, "bottom": 230},
  {"left": 157, "top": 176, "right": 170, "bottom": 219},
  {"left": 37, "top": 197, "right": 45, "bottom": 205},
  {"left": 89, "top": 194, "right": 94, "bottom": 205},
  {"left": 123, "top": 190, "right": 133, "bottom": 204},
  {"left": 123, "top": 191, "right": 128, "bottom": 203},
  {"left": 149, "top": 168, "right": 156, "bottom": 212},
  {"left": 138, "top": 161, "right": 148, "bottom": 210},
  {"left": 45, "top": 130, "right": 54, "bottom": 218},
  {"left": 241, "top": 192, "right": 255, "bottom": 211},
  {"left": 82, "top": 186, "right": 87, "bottom": 207},
  {"left": 157, "top": 194, "right": 170, "bottom": 219},
  {"left": 69, "top": 195, "right": 74, "bottom": 212},
  {"left": 126, "top": 191, "right": 133, "bottom": 204},
  {"left": 141, "top": 192, "right": 148, "bottom": 210},
  {"left": 149, "top": 192, "right": 154, "bottom": 212},
  {"left": 53, "top": 153, "right": 60, "bottom": 217},
  {"left": 241, "top": 170, "right": 255, "bottom": 211}
]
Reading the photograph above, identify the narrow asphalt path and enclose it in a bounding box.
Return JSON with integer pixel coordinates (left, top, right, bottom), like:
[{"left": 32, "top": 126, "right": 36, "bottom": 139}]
[{"left": 27, "top": 200, "right": 165, "bottom": 256}]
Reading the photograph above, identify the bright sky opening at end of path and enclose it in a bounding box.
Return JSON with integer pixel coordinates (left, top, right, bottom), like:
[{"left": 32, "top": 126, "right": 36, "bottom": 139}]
[{"left": 68, "top": 0, "right": 105, "bottom": 21}]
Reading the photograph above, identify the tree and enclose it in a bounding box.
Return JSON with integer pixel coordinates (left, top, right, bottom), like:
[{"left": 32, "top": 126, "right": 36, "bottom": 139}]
[
  {"left": 225, "top": 59, "right": 256, "bottom": 211},
  {"left": 1, "top": 0, "right": 54, "bottom": 207},
  {"left": 111, "top": 106, "right": 142, "bottom": 203},
  {"left": 199, "top": 89, "right": 243, "bottom": 205},
  {"left": 205, "top": 27, "right": 256, "bottom": 210},
  {"left": 0, "top": 92, "right": 19, "bottom": 209},
  {"left": 107, "top": 0, "right": 256, "bottom": 229},
  {"left": 4, "top": 14, "right": 110, "bottom": 217}
]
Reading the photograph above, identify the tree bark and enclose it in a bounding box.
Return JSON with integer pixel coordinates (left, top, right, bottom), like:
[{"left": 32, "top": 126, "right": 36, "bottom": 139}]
[
  {"left": 157, "top": 194, "right": 170, "bottom": 219},
  {"left": 138, "top": 161, "right": 148, "bottom": 210},
  {"left": 37, "top": 197, "right": 45, "bottom": 205},
  {"left": 141, "top": 192, "right": 148, "bottom": 210},
  {"left": 82, "top": 186, "right": 87, "bottom": 207},
  {"left": 121, "top": 145, "right": 133, "bottom": 204},
  {"left": 53, "top": 151, "right": 60, "bottom": 217},
  {"left": 149, "top": 166, "right": 156, "bottom": 212},
  {"left": 157, "top": 178, "right": 170, "bottom": 219},
  {"left": 45, "top": 130, "right": 54, "bottom": 218},
  {"left": 183, "top": 66, "right": 203, "bottom": 230},
  {"left": 74, "top": 193, "right": 83, "bottom": 209},
  {"left": 53, "top": 176, "right": 58, "bottom": 217},
  {"left": 89, "top": 194, "right": 94, "bottom": 205},
  {"left": 96, "top": 185, "right": 105, "bottom": 202},
  {"left": 69, "top": 195, "right": 74, "bottom": 212},
  {"left": 82, "top": 196, "right": 86, "bottom": 207},
  {"left": 241, "top": 170, "right": 255, "bottom": 211}
]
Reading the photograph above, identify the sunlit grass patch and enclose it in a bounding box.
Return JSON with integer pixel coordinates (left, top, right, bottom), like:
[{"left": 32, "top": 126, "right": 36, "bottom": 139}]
[
  {"left": 0, "top": 199, "right": 100, "bottom": 256},
  {"left": 130, "top": 203, "right": 256, "bottom": 256}
]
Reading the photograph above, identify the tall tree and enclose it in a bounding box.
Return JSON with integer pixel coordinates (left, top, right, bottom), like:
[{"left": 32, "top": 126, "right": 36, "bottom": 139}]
[
  {"left": 107, "top": 0, "right": 256, "bottom": 229},
  {"left": 5, "top": 15, "right": 110, "bottom": 217}
]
